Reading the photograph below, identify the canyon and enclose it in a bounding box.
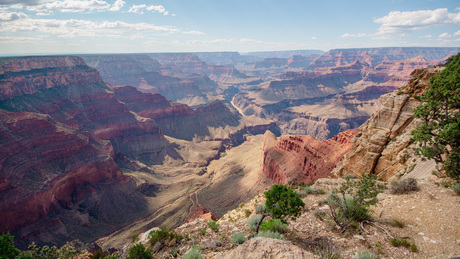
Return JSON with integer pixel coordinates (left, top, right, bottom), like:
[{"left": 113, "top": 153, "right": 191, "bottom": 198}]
[{"left": 0, "top": 47, "right": 458, "bottom": 251}]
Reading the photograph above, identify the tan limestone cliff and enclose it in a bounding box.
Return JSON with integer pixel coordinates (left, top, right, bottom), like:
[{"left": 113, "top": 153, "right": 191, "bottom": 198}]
[{"left": 331, "top": 67, "right": 443, "bottom": 180}]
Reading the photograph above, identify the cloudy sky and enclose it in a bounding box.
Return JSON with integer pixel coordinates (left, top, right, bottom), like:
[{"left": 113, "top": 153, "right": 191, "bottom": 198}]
[{"left": 0, "top": 0, "right": 459, "bottom": 55}]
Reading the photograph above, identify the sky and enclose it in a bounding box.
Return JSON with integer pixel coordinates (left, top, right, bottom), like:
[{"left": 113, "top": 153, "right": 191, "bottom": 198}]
[{"left": 0, "top": 0, "right": 459, "bottom": 55}]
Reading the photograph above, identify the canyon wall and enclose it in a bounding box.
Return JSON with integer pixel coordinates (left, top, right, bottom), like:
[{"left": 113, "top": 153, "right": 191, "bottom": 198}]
[
  {"left": 262, "top": 129, "right": 358, "bottom": 184},
  {"left": 331, "top": 67, "right": 441, "bottom": 180}
]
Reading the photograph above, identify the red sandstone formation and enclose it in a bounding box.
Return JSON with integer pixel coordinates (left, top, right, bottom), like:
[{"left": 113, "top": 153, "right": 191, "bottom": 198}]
[
  {"left": 186, "top": 206, "right": 216, "bottom": 222},
  {"left": 262, "top": 129, "right": 358, "bottom": 184}
]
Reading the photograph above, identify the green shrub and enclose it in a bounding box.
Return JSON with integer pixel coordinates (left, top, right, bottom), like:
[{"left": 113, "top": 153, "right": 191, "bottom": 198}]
[
  {"left": 244, "top": 209, "right": 251, "bottom": 218},
  {"left": 390, "top": 178, "right": 420, "bottom": 194},
  {"left": 411, "top": 243, "right": 418, "bottom": 253},
  {"left": 299, "top": 186, "right": 326, "bottom": 197},
  {"left": 248, "top": 215, "right": 262, "bottom": 231},
  {"left": 22, "top": 242, "right": 78, "bottom": 259},
  {"left": 238, "top": 203, "right": 245, "bottom": 208},
  {"left": 265, "top": 184, "right": 305, "bottom": 223},
  {"left": 126, "top": 243, "right": 153, "bottom": 259},
  {"left": 453, "top": 183, "right": 460, "bottom": 195},
  {"left": 255, "top": 204, "right": 266, "bottom": 214},
  {"left": 199, "top": 227, "right": 206, "bottom": 235},
  {"left": 183, "top": 244, "right": 203, "bottom": 259},
  {"left": 254, "top": 231, "right": 284, "bottom": 240},
  {"left": 259, "top": 219, "right": 288, "bottom": 233},
  {"left": 327, "top": 174, "right": 384, "bottom": 230},
  {"left": 149, "top": 227, "right": 182, "bottom": 246},
  {"left": 0, "top": 233, "right": 20, "bottom": 259},
  {"left": 391, "top": 219, "right": 405, "bottom": 228},
  {"left": 207, "top": 221, "right": 219, "bottom": 231},
  {"left": 344, "top": 174, "right": 357, "bottom": 180},
  {"left": 390, "top": 238, "right": 411, "bottom": 248},
  {"left": 314, "top": 244, "right": 339, "bottom": 259},
  {"left": 354, "top": 250, "right": 377, "bottom": 259},
  {"left": 231, "top": 232, "right": 246, "bottom": 245}
]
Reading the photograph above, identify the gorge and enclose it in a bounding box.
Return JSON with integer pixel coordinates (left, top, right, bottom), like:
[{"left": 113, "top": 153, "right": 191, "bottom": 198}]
[{"left": 0, "top": 47, "right": 459, "bottom": 253}]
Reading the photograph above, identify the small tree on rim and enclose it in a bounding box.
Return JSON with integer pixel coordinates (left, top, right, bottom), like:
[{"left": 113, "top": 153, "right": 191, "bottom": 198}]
[{"left": 253, "top": 184, "right": 305, "bottom": 235}]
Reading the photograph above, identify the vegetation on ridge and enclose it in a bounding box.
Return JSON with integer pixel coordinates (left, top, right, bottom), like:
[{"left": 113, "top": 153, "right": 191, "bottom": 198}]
[
  {"left": 327, "top": 174, "right": 385, "bottom": 231},
  {"left": 412, "top": 53, "right": 460, "bottom": 180},
  {"left": 252, "top": 184, "right": 305, "bottom": 235}
]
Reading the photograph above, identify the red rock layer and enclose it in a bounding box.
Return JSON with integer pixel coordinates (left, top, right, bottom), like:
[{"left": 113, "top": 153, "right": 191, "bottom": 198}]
[
  {"left": 186, "top": 206, "right": 216, "bottom": 222},
  {"left": 0, "top": 111, "right": 122, "bottom": 232},
  {"left": 262, "top": 129, "right": 358, "bottom": 184}
]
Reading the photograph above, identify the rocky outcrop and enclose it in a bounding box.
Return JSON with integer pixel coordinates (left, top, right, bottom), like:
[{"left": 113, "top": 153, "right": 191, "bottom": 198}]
[
  {"left": 221, "top": 237, "right": 318, "bottom": 259},
  {"left": 262, "top": 129, "right": 358, "bottom": 184},
  {"left": 331, "top": 67, "right": 442, "bottom": 180},
  {"left": 186, "top": 206, "right": 216, "bottom": 222}
]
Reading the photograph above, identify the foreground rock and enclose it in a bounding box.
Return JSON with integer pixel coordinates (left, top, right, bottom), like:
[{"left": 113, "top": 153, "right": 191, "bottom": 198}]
[{"left": 219, "top": 237, "right": 318, "bottom": 259}]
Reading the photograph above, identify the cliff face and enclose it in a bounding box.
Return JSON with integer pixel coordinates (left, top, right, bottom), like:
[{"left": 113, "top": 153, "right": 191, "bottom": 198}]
[
  {"left": 308, "top": 47, "right": 460, "bottom": 69},
  {"left": 331, "top": 67, "right": 442, "bottom": 180},
  {"left": 0, "top": 56, "right": 170, "bottom": 246},
  {"left": 262, "top": 129, "right": 358, "bottom": 184}
]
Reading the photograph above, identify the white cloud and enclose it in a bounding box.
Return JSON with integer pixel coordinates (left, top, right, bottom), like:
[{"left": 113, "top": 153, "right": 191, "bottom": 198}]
[
  {"left": 0, "top": 0, "right": 42, "bottom": 6},
  {"left": 340, "top": 33, "right": 367, "bottom": 38},
  {"left": 109, "top": 0, "right": 124, "bottom": 11},
  {"left": 311, "top": 36, "right": 317, "bottom": 40},
  {"left": 419, "top": 34, "right": 433, "bottom": 39},
  {"left": 182, "top": 30, "right": 204, "bottom": 35},
  {"left": 374, "top": 8, "right": 460, "bottom": 38},
  {"left": 439, "top": 32, "right": 451, "bottom": 38},
  {"left": 454, "top": 30, "right": 460, "bottom": 36},
  {"left": 128, "top": 4, "right": 170, "bottom": 15},
  {"left": 0, "top": 11, "right": 28, "bottom": 21},
  {"left": 0, "top": 16, "right": 179, "bottom": 38},
  {"left": 27, "top": 0, "right": 111, "bottom": 14},
  {"left": 0, "top": 35, "right": 38, "bottom": 43}
]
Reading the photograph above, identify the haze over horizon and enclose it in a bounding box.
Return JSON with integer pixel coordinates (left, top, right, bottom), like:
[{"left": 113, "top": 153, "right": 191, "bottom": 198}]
[{"left": 0, "top": 0, "right": 459, "bottom": 55}]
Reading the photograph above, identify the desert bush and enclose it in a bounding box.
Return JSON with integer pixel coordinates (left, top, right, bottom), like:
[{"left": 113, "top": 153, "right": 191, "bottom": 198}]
[
  {"left": 255, "top": 204, "right": 266, "bottom": 214},
  {"left": 0, "top": 233, "right": 20, "bottom": 259},
  {"left": 299, "top": 186, "right": 326, "bottom": 196},
  {"left": 248, "top": 215, "right": 262, "bottom": 231},
  {"left": 149, "top": 227, "right": 182, "bottom": 246},
  {"left": 453, "top": 183, "right": 460, "bottom": 195},
  {"left": 391, "top": 219, "right": 405, "bottom": 228},
  {"left": 126, "top": 243, "right": 153, "bottom": 259},
  {"left": 327, "top": 174, "right": 384, "bottom": 230},
  {"left": 254, "top": 231, "right": 284, "bottom": 240},
  {"left": 391, "top": 237, "right": 418, "bottom": 252},
  {"left": 390, "top": 178, "right": 420, "bottom": 194},
  {"left": 231, "top": 232, "right": 246, "bottom": 245},
  {"left": 259, "top": 219, "right": 288, "bottom": 233},
  {"left": 354, "top": 250, "right": 377, "bottom": 259},
  {"left": 21, "top": 242, "right": 78, "bottom": 259},
  {"left": 244, "top": 209, "right": 252, "bottom": 217},
  {"left": 207, "top": 221, "right": 219, "bottom": 231},
  {"left": 314, "top": 244, "right": 339, "bottom": 259},
  {"left": 183, "top": 244, "right": 203, "bottom": 259},
  {"left": 199, "top": 227, "right": 206, "bottom": 235}
]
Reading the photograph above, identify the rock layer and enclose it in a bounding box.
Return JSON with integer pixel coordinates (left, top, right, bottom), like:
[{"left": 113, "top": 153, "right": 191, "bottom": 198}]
[
  {"left": 331, "top": 67, "right": 442, "bottom": 180},
  {"left": 262, "top": 129, "right": 358, "bottom": 184}
]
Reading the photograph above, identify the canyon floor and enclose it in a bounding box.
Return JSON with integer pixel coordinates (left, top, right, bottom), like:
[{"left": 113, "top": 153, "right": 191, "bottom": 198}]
[
  {"left": 129, "top": 161, "right": 460, "bottom": 259},
  {"left": 97, "top": 134, "right": 271, "bottom": 250}
]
